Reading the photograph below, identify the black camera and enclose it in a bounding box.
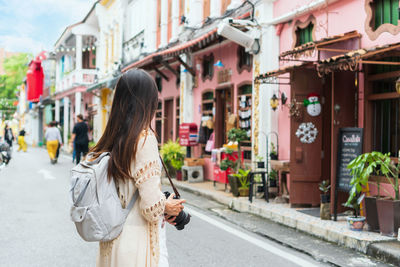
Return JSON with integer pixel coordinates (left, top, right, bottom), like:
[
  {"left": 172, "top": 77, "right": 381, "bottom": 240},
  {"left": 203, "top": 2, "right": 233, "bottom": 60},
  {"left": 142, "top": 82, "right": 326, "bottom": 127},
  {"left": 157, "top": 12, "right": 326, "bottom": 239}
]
[{"left": 164, "top": 191, "right": 191, "bottom": 230}]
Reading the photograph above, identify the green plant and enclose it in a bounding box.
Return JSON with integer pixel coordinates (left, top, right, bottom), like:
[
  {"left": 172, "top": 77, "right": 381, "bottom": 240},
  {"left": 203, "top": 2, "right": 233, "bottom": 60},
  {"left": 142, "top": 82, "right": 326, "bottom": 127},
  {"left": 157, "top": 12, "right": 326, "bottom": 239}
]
[
  {"left": 270, "top": 142, "right": 277, "bottom": 156},
  {"left": 89, "top": 141, "right": 96, "bottom": 149},
  {"left": 344, "top": 194, "right": 365, "bottom": 218},
  {"left": 269, "top": 169, "right": 278, "bottom": 180},
  {"left": 160, "top": 140, "right": 186, "bottom": 172},
  {"left": 255, "top": 155, "right": 264, "bottom": 162},
  {"left": 319, "top": 180, "right": 331, "bottom": 194},
  {"left": 220, "top": 158, "right": 236, "bottom": 171},
  {"left": 347, "top": 151, "right": 398, "bottom": 200},
  {"left": 227, "top": 128, "right": 248, "bottom": 171},
  {"left": 232, "top": 169, "right": 250, "bottom": 189}
]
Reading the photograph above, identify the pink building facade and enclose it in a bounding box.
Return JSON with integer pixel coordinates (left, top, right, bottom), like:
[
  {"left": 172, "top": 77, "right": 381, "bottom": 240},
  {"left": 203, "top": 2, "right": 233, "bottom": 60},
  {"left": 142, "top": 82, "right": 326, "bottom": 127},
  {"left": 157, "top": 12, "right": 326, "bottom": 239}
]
[{"left": 259, "top": 0, "right": 400, "bottom": 208}]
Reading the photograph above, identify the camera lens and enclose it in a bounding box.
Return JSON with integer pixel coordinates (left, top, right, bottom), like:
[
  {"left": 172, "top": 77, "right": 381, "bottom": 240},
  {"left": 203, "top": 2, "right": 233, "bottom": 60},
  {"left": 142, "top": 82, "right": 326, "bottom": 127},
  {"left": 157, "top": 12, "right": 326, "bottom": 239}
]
[{"left": 174, "top": 211, "right": 191, "bottom": 230}]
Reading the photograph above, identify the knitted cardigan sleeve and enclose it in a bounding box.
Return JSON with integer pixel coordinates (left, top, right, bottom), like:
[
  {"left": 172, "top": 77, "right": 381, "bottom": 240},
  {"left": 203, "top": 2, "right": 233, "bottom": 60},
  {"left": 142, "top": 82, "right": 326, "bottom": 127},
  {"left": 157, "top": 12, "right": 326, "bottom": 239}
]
[{"left": 131, "top": 132, "right": 166, "bottom": 222}]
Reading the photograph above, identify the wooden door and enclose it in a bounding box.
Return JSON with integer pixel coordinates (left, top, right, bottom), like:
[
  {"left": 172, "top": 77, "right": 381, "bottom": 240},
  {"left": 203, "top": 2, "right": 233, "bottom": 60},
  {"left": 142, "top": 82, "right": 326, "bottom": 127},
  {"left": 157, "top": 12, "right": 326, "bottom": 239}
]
[
  {"left": 215, "top": 87, "right": 233, "bottom": 148},
  {"left": 290, "top": 69, "right": 324, "bottom": 206},
  {"left": 164, "top": 99, "right": 174, "bottom": 143}
]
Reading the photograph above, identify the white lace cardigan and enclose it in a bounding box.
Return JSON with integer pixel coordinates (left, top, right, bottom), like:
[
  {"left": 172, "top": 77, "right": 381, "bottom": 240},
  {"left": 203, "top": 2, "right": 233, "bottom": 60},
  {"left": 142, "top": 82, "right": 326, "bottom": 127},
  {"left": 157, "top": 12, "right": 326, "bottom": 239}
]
[{"left": 96, "top": 131, "right": 166, "bottom": 267}]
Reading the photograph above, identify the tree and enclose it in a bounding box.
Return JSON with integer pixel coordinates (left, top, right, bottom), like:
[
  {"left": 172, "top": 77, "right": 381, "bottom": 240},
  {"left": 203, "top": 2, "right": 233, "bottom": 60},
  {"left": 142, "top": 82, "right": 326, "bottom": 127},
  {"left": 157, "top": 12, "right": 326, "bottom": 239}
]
[{"left": 0, "top": 53, "right": 31, "bottom": 118}]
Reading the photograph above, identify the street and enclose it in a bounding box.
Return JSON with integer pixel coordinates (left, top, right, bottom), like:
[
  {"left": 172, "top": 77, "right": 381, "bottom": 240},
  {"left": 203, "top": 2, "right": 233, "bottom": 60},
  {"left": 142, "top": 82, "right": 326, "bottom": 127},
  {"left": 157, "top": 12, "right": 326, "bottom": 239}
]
[{"left": 0, "top": 147, "right": 329, "bottom": 267}]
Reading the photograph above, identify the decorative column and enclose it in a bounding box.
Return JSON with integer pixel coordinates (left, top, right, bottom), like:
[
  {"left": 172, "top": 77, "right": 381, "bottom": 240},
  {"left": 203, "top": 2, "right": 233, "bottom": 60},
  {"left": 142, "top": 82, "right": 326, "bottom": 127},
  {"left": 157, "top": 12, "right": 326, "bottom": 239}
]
[
  {"left": 55, "top": 99, "right": 60, "bottom": 122},
  {"left": 210, "top": 0, "right": 221, "bottom": 17},
  {"left": 160, "top": 0, "right": 168, "bottom": 47},
  {"left": 252, "top": 1, "right": 279, "bottom": 160},
  {"left": 180, "top": 53, "right": 194, "bottom": 123},
  {"left": 75, "top": 92, "right": 82, "bottom": 116},
  {"left": 188, "top": 0, "right": 203, "bottom": 27},
  {"left": 171, "top": 0, "right": 179, "bottom": 42},
  {"left": 75, "top": 34, "right": 83, "bottom": 70},
  {"left": 63, "top": 97, "right": 70, "bottom": 145}
]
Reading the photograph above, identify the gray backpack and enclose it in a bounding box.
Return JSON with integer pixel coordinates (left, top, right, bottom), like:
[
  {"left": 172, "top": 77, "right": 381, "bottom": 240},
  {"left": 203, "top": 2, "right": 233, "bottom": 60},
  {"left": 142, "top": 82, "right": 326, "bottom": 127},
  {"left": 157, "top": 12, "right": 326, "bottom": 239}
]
[{"left": 69, "top": 152, "right": 139, "bottom": 242}]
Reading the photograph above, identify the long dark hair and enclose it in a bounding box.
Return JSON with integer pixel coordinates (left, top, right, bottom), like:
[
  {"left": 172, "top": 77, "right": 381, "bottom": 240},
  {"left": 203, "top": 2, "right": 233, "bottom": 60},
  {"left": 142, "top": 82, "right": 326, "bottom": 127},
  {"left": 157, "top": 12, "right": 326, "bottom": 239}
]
[{"left": 91, "top": 69, "right": 159, "bottom": 182}]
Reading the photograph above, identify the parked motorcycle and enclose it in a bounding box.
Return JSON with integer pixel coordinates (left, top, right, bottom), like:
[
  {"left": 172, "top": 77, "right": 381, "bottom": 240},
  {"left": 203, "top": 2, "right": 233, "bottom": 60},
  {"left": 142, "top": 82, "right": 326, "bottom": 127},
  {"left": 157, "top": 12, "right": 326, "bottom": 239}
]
[{"left": 0, "top": 142, "right": 11, "bottom": 167}]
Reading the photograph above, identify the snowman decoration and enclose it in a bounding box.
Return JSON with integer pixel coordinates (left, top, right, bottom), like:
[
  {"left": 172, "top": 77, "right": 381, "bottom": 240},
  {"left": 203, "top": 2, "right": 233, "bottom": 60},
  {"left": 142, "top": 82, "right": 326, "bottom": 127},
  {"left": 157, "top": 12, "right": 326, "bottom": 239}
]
[{"left": 303, "top": 93, "right": 321, "bottom": 117}]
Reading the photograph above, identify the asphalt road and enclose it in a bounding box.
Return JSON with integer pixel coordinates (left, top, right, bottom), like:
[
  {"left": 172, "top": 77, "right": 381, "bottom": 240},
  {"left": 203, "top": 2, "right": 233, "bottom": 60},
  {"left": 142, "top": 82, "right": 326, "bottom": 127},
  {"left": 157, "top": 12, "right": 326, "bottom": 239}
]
[{"left": 0, "top": 146, "right": 328, "bottom": 267}]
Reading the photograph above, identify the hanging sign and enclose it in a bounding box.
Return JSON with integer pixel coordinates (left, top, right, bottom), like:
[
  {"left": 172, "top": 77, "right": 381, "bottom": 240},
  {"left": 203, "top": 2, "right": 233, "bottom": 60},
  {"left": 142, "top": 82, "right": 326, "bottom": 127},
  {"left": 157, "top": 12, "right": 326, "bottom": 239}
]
[{"left": 179, "top": 123, "right": 198, "bottom": 146}]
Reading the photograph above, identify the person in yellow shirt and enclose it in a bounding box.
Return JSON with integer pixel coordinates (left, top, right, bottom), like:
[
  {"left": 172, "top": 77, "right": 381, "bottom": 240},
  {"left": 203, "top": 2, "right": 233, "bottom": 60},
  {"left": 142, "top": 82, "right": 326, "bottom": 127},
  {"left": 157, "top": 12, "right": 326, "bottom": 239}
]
[
  {"left": 17, "top": 129, "right": 27, "bottom": 152},
  {"left": 44, "top": 121, "right": 62, "bottom": 164}
]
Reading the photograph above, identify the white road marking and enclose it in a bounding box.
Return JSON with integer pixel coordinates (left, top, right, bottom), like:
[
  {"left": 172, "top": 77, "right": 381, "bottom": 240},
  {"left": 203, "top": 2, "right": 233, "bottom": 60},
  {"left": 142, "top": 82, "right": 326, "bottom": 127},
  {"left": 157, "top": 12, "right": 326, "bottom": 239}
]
[
  {"left": 37, "top": 169, "right": 56, "bottom": 180},
  {"left": 186, "top": 207, "right": 320, "bottom": 267}
]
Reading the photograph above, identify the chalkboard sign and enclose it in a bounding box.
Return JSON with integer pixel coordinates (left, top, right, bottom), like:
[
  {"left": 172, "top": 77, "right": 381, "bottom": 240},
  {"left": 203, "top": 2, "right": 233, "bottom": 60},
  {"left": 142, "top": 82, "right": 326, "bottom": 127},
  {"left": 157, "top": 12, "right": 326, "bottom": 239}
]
[
  {"left": 335, "top": 128, "right": 364, "bottom": 192},
  {"left": 333, "top": 127, "right": 363, "bottom": 221}
]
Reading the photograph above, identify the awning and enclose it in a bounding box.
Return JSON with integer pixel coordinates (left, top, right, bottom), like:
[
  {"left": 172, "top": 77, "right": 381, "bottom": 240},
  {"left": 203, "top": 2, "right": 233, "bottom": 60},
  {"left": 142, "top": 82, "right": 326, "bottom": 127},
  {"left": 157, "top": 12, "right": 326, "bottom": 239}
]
[
  {"left": 122, "top": 28, "right": 219, "bottom": 72},
  {"left": 316, "top": 42, "right": 400, "bottom": 76},
  {"left": 86, "top": 75, "right": 121, "bottom": 92},
  {"left": 255, "top": 62, "right": 313, "bottom": 83},
  {"left": 279, "top": 31, "right": 361, "bottom": 60}
]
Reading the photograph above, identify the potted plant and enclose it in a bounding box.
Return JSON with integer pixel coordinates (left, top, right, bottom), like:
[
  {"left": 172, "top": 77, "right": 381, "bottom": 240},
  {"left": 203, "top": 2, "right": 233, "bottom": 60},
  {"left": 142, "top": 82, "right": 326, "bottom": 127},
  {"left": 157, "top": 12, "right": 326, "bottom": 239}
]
[
  {"left": 269, "top": 169, "right": 278, "bottom": 187},
  {"left": 160, "top": 140, "right": 186, "bottom": 180},
  {"left": 255, "top": 155, "right": 265, "bottom": 169},
  {"left": 269, "top": 142, "right": 278, "bottom": 160},
  {"left": 344, "top": 193, "right": 366, "bottom": 231},
  {"left": 227, "top": 128, "right": 248, "bottom": 196},
  {"left": 347, "top": 151, "right": 400, "bottom": 236},
  {"left": 319, "top": 180, "right": 331, "bottom": 203},
  {"left": 319, "top": 180, "right": 331, "bottom": 220},
  {"left": 232, "top": 169, "right": 250, "bottom": 197}
]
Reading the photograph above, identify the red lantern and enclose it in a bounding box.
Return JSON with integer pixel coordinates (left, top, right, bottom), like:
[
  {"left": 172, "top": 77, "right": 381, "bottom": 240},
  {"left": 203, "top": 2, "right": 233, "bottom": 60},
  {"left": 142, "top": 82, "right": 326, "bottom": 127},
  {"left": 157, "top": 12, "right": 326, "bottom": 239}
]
[{"left": 26, "top": 60, "right": 44, "bottom": 102}]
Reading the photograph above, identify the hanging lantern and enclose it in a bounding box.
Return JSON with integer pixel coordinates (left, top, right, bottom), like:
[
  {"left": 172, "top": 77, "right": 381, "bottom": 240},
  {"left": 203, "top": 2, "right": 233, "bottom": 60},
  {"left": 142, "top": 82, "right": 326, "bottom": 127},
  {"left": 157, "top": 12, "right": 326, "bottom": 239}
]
[
  {"left": 270, "top": 94, "right": 279, "bottom": 111},
  {"left": 396, "top": 77, "right": 400, "bottom": 94}
]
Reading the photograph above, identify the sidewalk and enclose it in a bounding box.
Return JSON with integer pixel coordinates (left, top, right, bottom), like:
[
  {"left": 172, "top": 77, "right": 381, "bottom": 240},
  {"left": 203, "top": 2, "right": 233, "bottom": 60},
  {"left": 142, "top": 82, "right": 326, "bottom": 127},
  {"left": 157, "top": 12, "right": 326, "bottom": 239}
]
[{"left": 162, "top": 178, "right": 400, "bottom": 266}]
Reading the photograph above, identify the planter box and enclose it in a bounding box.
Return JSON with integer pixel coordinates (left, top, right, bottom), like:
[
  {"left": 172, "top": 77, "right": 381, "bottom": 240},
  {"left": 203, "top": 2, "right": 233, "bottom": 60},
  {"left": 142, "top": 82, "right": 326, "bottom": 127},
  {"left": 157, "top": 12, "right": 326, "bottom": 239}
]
[
  {"left": 377, "top": 198, "right": 400, "bottom": 237},
  {"left": 365, "top": 196, "right": 379, "bottom": 232},
  {"left": 228, "top": 174, "right": 239, "bottom": 197}
]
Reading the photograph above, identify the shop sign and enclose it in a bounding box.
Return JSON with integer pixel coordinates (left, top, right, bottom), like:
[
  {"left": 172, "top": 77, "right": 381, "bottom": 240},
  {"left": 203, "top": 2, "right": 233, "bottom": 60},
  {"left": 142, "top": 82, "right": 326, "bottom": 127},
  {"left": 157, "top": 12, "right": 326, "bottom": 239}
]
[
  {"left": 217, "top": 69, "right": 232, "bottom": 84},
  {"left": 179, "top": 123, "right": 198, "bottom": 146}
]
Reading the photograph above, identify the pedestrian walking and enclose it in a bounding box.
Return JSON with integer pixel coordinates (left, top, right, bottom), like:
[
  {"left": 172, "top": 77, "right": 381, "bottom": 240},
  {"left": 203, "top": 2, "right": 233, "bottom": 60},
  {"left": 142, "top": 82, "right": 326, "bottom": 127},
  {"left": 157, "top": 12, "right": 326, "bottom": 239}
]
[
  {"left": 91, "top": 69, "right": 185, "bottom": 267},
  {"left": 54, "top": 121, "right": 61, "bottom": 161},
  {"left": 17, "top": 128, "right": 27, "bottom": 152},
  {"left": 70, "top": 114, "right": 88, "bottom": 164},
  {"left": 4, "top": 124, "right": 14, "bottom": 148},
  {"left": 45, "top": 121, "right": 62, "bottom": 164}
]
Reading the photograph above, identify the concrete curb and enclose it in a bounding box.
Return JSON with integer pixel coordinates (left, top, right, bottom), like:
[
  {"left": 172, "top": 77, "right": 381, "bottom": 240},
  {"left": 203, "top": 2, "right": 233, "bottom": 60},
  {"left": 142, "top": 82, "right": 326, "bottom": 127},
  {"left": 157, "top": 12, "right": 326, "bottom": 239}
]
[
  {"left": 163, "top": 178, "right": 396, "bottom": 258},
  {"left": 367, "top": 241, "right": 400, "bottom": 266}
]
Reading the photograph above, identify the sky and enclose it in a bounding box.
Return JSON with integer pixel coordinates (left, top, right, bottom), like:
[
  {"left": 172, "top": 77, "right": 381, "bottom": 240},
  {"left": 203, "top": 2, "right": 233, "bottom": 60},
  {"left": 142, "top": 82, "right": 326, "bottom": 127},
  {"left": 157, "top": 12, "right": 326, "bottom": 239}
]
[{"left": 0, "top": 0, "right": 97, "bottom": 55}]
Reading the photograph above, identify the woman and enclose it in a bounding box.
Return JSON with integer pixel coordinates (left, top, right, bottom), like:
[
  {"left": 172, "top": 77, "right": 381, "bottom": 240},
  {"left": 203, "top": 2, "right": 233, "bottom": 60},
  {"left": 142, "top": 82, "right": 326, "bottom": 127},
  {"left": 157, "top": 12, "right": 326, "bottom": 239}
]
[
  {"left": 17, "top": 128, "right": 27, "bottom": 152},
  {"left": 44, "top": 121, "right": 62, "bottom": 164},
  {"left": 92, "top": 69, "right": 185, "bottom": 267},
  {"left": 4, "top": 124, "right": 14, "bottom": 148}
]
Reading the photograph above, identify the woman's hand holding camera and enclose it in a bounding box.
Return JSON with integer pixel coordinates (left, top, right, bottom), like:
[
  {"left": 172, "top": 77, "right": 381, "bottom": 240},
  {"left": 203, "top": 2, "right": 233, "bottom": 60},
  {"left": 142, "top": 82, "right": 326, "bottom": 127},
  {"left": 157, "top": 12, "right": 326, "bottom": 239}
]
[{"left": 165, "top": 193, "right": 186, "bottom": 216}]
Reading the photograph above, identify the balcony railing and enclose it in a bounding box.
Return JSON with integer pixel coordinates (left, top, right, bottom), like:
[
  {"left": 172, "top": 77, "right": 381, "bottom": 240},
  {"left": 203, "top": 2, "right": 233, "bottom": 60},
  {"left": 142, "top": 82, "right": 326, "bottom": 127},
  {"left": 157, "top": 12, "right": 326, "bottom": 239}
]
[{"left": 56, "top": 68, "right": 97, "bottom": 92}]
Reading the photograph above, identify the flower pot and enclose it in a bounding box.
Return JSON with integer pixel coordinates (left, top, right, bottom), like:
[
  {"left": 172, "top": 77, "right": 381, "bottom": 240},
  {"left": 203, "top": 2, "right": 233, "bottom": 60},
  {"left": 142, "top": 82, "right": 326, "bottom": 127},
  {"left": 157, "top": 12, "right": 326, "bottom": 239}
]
[
  {"left": 176, "top": 170, "right": 182, "bottom": 181},
  {"left": 364, "top": 196, "right": 379, "bottom": 232},
  {"left": 257, "top": 162, "right": 265, "bottom": 169},
  {"left": 346, "top": 216, "right": 366, "bottom": 231},
  {"left": 228, "top": 175, "right": 239, "bottom": 197},
  {"left": 239, "top": 187, "right": 249, "bottom": 197},
  {"left": 270, "top": 154, "right": 278, "bottom": 160},
  {"left": 320, "top": 203, "right": 330, "bottom": 220},
  {"left": 320, "top": 194, "right": 330, "bottom": 204},
  {"left": 376, "top": 198, "right": 400, "bottom": 237},
  {"left": 269, "top": 179, "right": 277, "bottom": 188}
]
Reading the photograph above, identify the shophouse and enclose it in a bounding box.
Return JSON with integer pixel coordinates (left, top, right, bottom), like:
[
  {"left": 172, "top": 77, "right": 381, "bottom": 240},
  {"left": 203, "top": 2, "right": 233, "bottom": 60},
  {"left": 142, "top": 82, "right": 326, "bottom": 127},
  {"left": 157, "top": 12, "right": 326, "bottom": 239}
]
[
  {"left": 256, "top": 0, "right": 400, "bottom": 209},
  {"left": 53, "top": 3, "right": 99, "bottom": 145},
  {"left": 121, "top": 0, "right": 278, "bottom": 181},
  {"left": 87, "top": 0, "right": 126, "bottom": 142}
]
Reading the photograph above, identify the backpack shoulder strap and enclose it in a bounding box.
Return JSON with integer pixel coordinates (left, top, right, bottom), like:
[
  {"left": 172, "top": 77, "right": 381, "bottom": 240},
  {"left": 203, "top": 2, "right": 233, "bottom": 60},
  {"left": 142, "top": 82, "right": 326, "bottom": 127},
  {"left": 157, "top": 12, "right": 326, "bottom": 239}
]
[{"left": 125, "top": 190, "right": 139, "bottom": 211}]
